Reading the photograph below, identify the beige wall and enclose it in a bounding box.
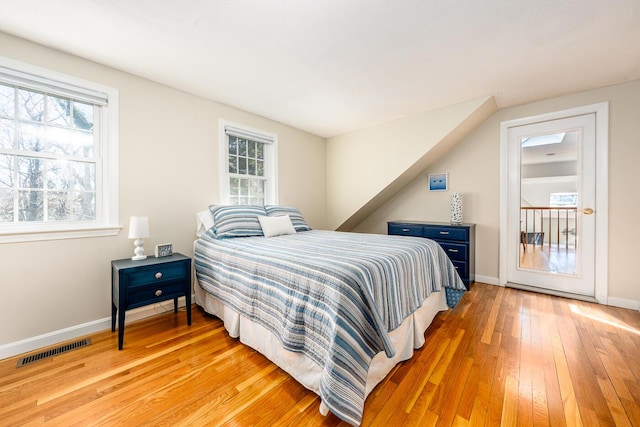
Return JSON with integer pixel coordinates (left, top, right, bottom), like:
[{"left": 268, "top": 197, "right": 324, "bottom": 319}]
[
  {"left": 353, "top": 78, "right": 640, "bottom": 306},
  {"left": 2, "top": 30, "right": 639, "bottom": 354},
  {"left": 0, "top": 32, "right": 326, "bottom": 348}
]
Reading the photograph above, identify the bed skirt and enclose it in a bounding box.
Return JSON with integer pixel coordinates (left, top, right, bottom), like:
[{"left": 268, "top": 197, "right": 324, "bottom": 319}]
[{"left": 194, "top": 277, "right": 448, "bottom": 417}]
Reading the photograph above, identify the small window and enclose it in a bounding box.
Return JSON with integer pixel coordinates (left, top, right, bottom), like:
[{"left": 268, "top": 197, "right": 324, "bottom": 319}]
[
  {"left": 549, "top": 192, "right": 577, "bottom": 207},
  {"left": 0, "top": 57, "right": 119, "bottom": 242},
  {"left": 220, "top": 120, "right": 277, "bottom": 205}
]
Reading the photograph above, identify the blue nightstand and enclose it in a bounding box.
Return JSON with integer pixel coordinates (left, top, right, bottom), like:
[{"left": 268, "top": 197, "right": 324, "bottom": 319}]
[{"left": 111, "top": 253, "right": 192, "bottom": 349}]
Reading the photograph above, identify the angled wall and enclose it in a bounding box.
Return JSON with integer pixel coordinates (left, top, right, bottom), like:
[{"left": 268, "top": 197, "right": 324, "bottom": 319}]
[{"left": 326, "top": 96, "right": 497, "bottom": 230}]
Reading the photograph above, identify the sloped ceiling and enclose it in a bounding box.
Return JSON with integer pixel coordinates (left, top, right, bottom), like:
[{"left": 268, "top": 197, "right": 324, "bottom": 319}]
[
  {"left": 0, "top": 1, "right": 639, "bottom": 138},
  {"left": 327, "top": 96, "right": 497, "bottom": 230}
]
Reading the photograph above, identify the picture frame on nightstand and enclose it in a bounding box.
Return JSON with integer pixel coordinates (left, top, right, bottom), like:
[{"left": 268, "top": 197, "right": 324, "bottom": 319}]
[{"left": 155, "top": 243, "right": 173, "bottom": 257}]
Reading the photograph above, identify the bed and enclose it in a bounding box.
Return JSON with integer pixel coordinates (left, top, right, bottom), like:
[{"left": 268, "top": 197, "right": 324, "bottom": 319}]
[{"left": 193, "top": 205, "right": 466, "bottom": 425}]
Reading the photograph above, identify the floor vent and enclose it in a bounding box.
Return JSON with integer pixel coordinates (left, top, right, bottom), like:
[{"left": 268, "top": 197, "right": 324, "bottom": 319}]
[{"left": 17, "top": 338, "right": 91, "bottom": 367}]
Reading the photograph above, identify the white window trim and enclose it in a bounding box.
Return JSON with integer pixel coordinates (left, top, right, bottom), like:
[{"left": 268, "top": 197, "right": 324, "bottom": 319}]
[
  {"left": 0, "top": 57, "right": 120, "bottom": 243},
  {"left": 219, "top": 119, "right": 278, "bottom": 205}
]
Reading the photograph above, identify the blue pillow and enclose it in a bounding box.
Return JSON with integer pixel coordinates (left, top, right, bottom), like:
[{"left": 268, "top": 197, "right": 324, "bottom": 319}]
[
  {"left": 264, "top": 205, "right": 311, "bottom": 232},
  {"left": 211, "top": 205, "right": 267, "bottom": 238}
]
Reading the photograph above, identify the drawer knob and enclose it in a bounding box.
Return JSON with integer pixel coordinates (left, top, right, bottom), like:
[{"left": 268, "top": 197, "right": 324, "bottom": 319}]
[
  {"left": 155, "top": 289, "right": 163, "bottom": 297},
  {"left": 402, "top": 228, "right": 410, "bottom": 232},
  {"left": 155, "top": 272, "right": 163, "bottom": 279},
  {"left": 439, "top": 231, "right": 449, "bottom": 235},
  {"left": 448, "top": 249, "right": 459, "bottom": 253}
]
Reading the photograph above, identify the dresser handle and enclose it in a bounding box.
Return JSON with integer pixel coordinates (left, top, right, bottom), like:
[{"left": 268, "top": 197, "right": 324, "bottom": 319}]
[
  {"left": 448, "top": 249, "right": 459, "bottom": 253},
  {"left": 439, "top": 231, "right": 449, "bottom": 235},
  {"left": 402, "top": 228, "right": 410, "bottom": 232},
  {"left": 155, "top": 272, "right": 163, "bottom": 279},
  {"left": 155, "top": 289, "right": 162, "bottom": 297}
]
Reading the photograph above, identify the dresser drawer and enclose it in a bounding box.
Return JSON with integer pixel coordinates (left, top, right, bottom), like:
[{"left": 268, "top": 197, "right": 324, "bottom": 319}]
[
  {"left": 388, "top": 223, "right": 424, "bottom": 237},
  {"left": 451, "top": 260, "right": 469, "bottom": 279},
  {"left": 437, "top": 242, "right": 468, "bottom": 261},
  {"left": 389, "top": 221, "right": 474, "bottom": 291},
  {"left": 127, "top": 282, "right": 185, "bottom": 307},
  {"left": 126, "top": 262, "right": 187, "bottom": 287},
  {"left": 424, "top": 226, "right": 468, "bottom": 242}
]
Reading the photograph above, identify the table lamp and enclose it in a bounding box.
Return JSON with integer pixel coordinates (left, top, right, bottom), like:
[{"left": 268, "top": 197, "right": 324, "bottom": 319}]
[{"left": 128, "top": 216, "right": 149, "bottom": 260}]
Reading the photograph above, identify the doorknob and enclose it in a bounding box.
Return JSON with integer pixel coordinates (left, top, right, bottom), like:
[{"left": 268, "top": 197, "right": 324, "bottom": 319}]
[{"left": 581, "top": 208, "right": 594, "bottom": 215}]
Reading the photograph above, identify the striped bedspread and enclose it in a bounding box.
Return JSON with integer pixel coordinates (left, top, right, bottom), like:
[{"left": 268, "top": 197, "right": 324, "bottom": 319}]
[{"left": 194, "top": 229, "right": 465, "bottom": 425}]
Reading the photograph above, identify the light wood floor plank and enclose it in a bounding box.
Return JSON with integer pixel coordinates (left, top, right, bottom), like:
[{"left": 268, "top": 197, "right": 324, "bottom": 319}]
[{"left": 529, "top": 296, "right": 550, "bottom": 427}]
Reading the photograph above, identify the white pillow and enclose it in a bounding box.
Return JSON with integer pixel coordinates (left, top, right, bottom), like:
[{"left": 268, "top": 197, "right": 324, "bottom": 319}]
[
  {"left": 195, "top": 210, "right": 215, "bottom": 237},
  {"left": 258, "top": 215, "right": 296, "bottom": 237}
]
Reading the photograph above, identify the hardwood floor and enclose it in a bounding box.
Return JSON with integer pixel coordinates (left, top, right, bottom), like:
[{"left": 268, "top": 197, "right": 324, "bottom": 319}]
[
  {"left": 519, "top": 245, "right": 576, "bottom": 275},
  {"left": 1, "top": 283, "right": 639, "bottom": 426}
]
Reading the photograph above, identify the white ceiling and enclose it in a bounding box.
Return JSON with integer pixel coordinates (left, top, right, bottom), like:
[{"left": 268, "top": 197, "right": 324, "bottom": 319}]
[
  {"left": 1, "top": 0, "right": 639, "bottom": 137},
  {"left": 522, "top": 131, "right": 578, "bottom": 165}
]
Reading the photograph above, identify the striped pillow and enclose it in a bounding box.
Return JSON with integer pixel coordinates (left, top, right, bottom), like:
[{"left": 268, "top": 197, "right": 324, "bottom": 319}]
[
  {"left": 264, "top": 205, "right": 311, "bottom": 232},
  {"left": 211, "top": 205, "right": 267, "bottom": 238}
]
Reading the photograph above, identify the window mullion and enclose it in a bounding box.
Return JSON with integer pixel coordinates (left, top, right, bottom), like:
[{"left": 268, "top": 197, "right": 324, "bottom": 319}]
[
  {"left": 12, "top": 155, "right": 18, "bottom": 222},
  {"left": 42, "top": 159, "right": 48, "bottom": 222}
]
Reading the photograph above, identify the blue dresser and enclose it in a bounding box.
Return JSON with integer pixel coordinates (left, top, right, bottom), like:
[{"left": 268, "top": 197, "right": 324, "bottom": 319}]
[{"left": 388, "top": 221, "right": 475, "bottom": 290}]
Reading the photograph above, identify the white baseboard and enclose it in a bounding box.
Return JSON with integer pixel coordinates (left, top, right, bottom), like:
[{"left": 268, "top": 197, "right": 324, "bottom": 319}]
[
  {"left": 607, "top": 297, "right": 640, "bottom": 311},
  {"left": 473, "top": 274, "right": 501, "bottom": 286},
  {"left": 0, "top": 295, "right": 193, "bottom": 361},
  {"left": 0, "top": 317, "right": 111, "bottom": 362}
]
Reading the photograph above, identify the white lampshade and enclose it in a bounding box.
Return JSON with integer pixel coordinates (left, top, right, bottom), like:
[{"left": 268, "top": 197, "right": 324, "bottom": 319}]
[
  {"left": 128, "top": 216, "right": 149, "bottom": 239},
  {"left": 128, "top": 216, "right": 149, "bottom": 260}
]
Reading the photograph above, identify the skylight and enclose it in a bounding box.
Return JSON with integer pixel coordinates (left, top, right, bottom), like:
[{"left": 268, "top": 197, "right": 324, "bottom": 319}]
[{"left": 521, "top": 132, "right": 566, "bottom": 147}]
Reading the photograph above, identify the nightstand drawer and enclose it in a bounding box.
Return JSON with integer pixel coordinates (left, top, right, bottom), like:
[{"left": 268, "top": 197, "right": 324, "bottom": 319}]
[
  {"left": 438, "top": 242, "right": 468, "bottom": 261},
  {"left": 388, "top": 223, "right": 424, "bottom": 237},
  {"left": 424, "top": 227, "right": 468, "bottom": 241},
  {"left": 128, "top": 282, "right": 185, "bottom": 307},
  {"left": 127, "top": 263, "right": 187, "bottom": 286}
]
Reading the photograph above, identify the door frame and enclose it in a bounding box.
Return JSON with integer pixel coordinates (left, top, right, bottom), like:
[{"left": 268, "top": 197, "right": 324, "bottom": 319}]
[{"left": 499, "top": 102, "right": 609, "bottom": 304}]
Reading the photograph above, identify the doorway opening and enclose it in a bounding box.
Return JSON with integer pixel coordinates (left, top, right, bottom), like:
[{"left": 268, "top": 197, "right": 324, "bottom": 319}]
[{"left": 499, "top": 103, "right": 609, "bottom": 304}]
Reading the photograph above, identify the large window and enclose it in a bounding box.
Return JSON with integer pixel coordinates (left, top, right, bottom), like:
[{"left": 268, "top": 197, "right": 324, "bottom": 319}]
[
  {"left": 0, "top": 58, "right": 119, "bottom": 242},
  {"left": 220, "top": 120, "right": 277, "bottom": 205}
]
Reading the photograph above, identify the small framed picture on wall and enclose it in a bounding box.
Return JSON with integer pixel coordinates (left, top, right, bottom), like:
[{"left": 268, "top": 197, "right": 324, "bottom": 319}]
[{"left": 428, "top": 173, "right": 448, "bottom": 191}]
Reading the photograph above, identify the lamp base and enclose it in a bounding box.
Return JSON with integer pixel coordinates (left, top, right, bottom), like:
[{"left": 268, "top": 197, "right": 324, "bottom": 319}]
[{"left": 131, "top": 238, "right": 147, "bottom": 261}]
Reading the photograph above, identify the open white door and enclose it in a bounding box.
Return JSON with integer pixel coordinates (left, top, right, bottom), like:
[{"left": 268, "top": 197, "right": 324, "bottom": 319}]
[{"left": 500, "top": 103, "right": 608, "bottom": 302}]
